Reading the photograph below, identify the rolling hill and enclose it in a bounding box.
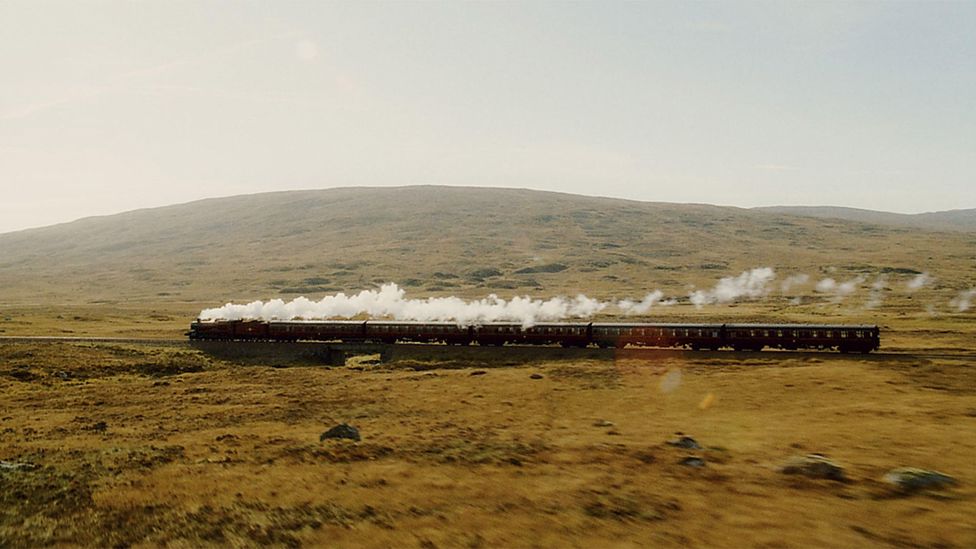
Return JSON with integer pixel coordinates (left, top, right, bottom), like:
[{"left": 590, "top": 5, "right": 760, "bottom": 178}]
[
  {"left": 754, "top": 206, "right": 976, "bottom": 232},
  {"left": 1, "top": 186, "right": 973, "bottom": 315}
]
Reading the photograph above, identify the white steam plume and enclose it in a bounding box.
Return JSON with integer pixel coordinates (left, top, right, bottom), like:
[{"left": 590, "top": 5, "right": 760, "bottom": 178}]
[
  {"left": 865, "top": 275, "right": 887, "bottom": 309},
  {"left": 780, "top": 274, "right": 809, "bottom": 294},
  {"left": 617, "top": 290, "right": 666, "bottom": 314},
  {"left": 950, "top": 289, "right": 976, "bottom": 312},
  {"left": 200, "top": 283, "right": 608, "bottom": 328},
  {"left": 200, "top": 266, "right": 850, "bottom": 325},
  {"left": 906, "top": 273, "right": 933, "bottom": 291},
  {"left": 815, "top": 276, "right": 865, "bottom": 302},
  {"left": 688, "top": 267, "right": 776, "bottom": 309}
]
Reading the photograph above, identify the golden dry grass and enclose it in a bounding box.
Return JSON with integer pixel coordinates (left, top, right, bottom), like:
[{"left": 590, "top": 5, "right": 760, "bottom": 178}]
[{"left": 1, "top": 330, "right": 975, "bottom": 547}]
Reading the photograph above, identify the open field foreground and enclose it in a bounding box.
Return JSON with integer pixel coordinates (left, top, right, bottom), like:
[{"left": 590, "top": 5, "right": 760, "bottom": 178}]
[{"left": 2, "top": 335, "right": 974, "bottom": 548}]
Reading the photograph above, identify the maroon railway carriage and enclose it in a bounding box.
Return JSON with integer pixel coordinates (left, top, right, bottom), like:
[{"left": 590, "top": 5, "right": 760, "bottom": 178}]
[{"left": 188, "top": 320, "right": 880, "bottom": 353}]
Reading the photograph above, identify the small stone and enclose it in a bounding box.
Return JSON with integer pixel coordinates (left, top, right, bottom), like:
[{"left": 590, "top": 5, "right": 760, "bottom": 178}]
[
  {"left": 593, "top": 420, "right": 615, "bottom": 427},
  {"left": 667, "top": 436, "right": 702, "bottom": 450},
  {"left": 470, "top": 370, "right": 487, "bottom": 376},
  {"left": 780, "top": 454, "right": 846, "bottom": 481},
  {"left": 679, "top": 456, "right": 706, "bottom": 467},
  {"left": 320, "top": 423, "right": 361, "bottom": 442},
  {"left": 529, "top": 373, "right": 544, "bottom": 380},
  {"left": 883, "top": 468, "right": 956, "bottom": 493},
  {"left": 89, "top": 421, "right": 108, "bottom": 433}
]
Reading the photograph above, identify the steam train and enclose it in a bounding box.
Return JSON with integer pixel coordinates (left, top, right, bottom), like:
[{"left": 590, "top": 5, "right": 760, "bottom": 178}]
[{"left": 188, "top": 320, "right": 880, "bottom": 353}]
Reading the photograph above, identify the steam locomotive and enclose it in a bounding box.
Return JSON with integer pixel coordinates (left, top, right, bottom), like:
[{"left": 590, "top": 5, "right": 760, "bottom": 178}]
[{"left": 188, "top": 320, "right": 880, "bottom": 353}]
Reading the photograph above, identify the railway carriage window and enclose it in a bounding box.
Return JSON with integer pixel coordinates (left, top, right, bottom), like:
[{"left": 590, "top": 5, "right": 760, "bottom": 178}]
[
  {"left": 855, "top": 330, "right": 863, "bottom": 338},
  {"left": 791, "top": 330, "right": 799, "bottom": 338},
  {"left": 776, "top": 330, "right": 783, "bottom": 337},
  {"left": 826, "top": 330, "right": 833, "bottom": 338},
  {"left": 840, "top": 331, "right": 848, "bottom": 338}
]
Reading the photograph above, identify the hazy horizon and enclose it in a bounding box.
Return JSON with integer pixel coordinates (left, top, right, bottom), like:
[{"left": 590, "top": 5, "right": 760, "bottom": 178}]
[{"left": 2, "top": 1, "right": 974, "bottom": 233}]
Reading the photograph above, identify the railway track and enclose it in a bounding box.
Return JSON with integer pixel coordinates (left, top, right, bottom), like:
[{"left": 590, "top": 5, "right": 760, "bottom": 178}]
[
  {"left": 0, "top": 336, "right": 188, "bottom": 345},
  {"left": 1, "top": 336, "right": 973, "bottom": 362}
]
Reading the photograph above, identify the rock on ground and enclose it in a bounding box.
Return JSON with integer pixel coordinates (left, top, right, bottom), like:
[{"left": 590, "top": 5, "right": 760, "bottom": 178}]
[
  {"left": 320, "top": 423, "right": 361, "bottom": 442},
  {"left": 780, "top": 454, "right": 846, "bottom": 481},
  {"left": 667, "top": 436, "right": 702, "bottom": 450},
  {"left": 884, "top": 468, "right": 956, "bottom": 493}
]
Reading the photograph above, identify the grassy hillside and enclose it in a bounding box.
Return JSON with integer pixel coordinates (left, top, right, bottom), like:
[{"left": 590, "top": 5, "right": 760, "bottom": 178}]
[
  {"left": 0, "top": 186, "right": 973, "bottom": 335},
  {"left": 755, "top": 205, "right": 976, "bottom": 232}
]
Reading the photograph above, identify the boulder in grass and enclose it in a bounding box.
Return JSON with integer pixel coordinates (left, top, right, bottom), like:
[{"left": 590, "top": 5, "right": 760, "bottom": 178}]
[
  {"left": 780, "top": 454, "right": 846, "bottom": 481},
  {"left": 667, "top": 436, "right": 702, "bottom": 450},
  {"left": 320, "top": 423, "right": 361, "bottom": 442},
  {"left": 883, "top": 468, "right": 956, "bottom": 493}
]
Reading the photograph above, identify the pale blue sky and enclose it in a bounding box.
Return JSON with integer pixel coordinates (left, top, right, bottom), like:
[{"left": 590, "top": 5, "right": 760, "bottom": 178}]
[{"left": 1, "top": 1, "right": 973, "bottom": 233}]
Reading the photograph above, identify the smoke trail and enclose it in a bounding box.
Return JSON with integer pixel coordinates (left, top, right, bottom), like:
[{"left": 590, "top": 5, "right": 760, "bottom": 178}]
[
  {"left": 617, "top": 290, "right": 665, "bottom": 314},
  {"left": 906, "top": 273, "right": 933, "bottom": 291},
  {"left": 780, "top": 274, "right": 810, "bottom": 294},
  {"left": 865, "top": 275, "right": 887, "bottom": 309},
  {"left": 815, "top": 278, "right": 838, "bottom": 292},
  {"left": 204, "top": 265, "right": 892, "bottom": 324},
  {"left": 688, "top": 267, "right": 776, "bottom": 309},
  {"left": 199, "top": 283, "right": 608, "bottom": 328},
  {"left": 815, "top": 276, "right": 865, "bottom": 302},
  {"left": 950, "top": 289, "right": 976, "bottom": 312}
]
